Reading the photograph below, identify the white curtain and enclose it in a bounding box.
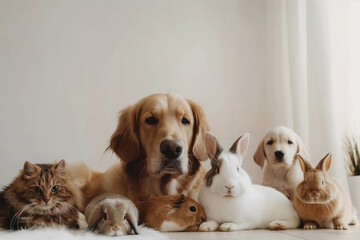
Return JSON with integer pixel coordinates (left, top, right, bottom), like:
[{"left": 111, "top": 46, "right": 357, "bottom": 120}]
[{"left": 265, "top": 0, "right": 360, "bottom": 189}]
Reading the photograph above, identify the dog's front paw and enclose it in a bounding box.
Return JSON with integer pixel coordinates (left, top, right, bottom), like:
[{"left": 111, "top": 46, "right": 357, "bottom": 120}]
[
  {"left": 334, "top": 223, "right": 348, "bottom": 230},
  {"left": 199, "top": 221, "right": 219, "bottom": 232}
]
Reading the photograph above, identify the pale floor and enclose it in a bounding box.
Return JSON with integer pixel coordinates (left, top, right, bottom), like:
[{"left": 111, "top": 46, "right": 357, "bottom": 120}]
[{"left": 164, "top": 226, "right": 360, "bottom": 240}]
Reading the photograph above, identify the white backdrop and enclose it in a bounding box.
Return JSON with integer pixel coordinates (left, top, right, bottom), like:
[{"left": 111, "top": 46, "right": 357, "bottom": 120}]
[{"left": 0, "top": 0, "right": 358, "bottom": 189}]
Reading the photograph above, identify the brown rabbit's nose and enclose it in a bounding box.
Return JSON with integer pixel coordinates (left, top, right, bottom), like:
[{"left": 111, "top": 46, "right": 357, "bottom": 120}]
[{"left": 309, "top": 191, "right": 320, "bottom": 199}]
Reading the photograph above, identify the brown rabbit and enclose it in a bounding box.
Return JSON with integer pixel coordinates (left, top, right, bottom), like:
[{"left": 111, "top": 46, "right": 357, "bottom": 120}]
[
  {"left": 136, "top": 194, "right": 205, "bottom": 232},
  {"left": 294, "top": 153, "right": 358, "bottom": 230}
]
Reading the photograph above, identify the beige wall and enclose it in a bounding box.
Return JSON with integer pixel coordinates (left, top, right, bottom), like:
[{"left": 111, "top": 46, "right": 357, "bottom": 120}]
[{"left": 0, "top": 0, "right": 267, "bottom": 186}]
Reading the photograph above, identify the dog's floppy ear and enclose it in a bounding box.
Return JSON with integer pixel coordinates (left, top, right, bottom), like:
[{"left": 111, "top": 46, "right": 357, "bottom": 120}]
[
  {"left": 295, "top": 132, "right": 309, "bottom": 160},
  {"left": 107, "top": 105, "right": 140, "bottom": 162},
  {"left": 187, "top": 99, "right": 210, "bottom": 161},
  {"left": 253, "top": 139, "right": 266, "bottom": 169}
]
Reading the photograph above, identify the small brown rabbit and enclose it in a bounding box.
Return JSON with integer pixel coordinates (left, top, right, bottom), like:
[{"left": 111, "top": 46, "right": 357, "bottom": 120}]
[
  {"left": 294, "top": 153, "right": 358, "bottom": 230},
  {"left": 85, "top": 193, "right": 139, "bottom": 236},
  {"left": 136, "top": 194, "right": 205, "bottom": 232}
]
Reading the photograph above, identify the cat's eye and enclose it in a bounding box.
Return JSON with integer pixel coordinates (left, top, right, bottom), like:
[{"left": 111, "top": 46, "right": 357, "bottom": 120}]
[
  {"left": 189, "top": 206, "right": 196, "bottom": 212},
  {"left": 123, "top": 214, "right": 127, "bottom": 220},
  {"left": 288, "top": 140, "right": 293, "bottom": 144},
  {"left": 181, "top": 117, "right": 190, "bottom": 125},
  {"left": 267, "top": 140, "right": 274, "bottom": 145},
  {"left": 33, "top": 186, "right": 41, "bottom": 193},
  {"left": 103, "top": 213, "right": 107, "bottom": 221},
  {"left": 51, "top": 185, "right": 59, "bottom": 192},
  {"left": 145, "top": 116, "right": 158, "bottom": 125}
]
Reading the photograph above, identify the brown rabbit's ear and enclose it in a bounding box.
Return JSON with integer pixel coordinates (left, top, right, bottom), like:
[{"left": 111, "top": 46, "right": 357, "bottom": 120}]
[
  {"left": 253, "top": 139, "right": 266, "bottom": 169},
  {"left": 107, "top": 105, "right": 140, "bottom": 162},
  {"left": 297, "top": 154, "right": 312, "bottom": 173},
  {"left": 316, "top": 153, "right": 332, "bottom": 172},
  {"left": 187, "top": 99, "right": 211, "bottom": 162},
  {"left": 204, "top": 132, "right": 223, "bottom": 166},
  {"left": 173, "top": 194, "right": 186, "bottom": 208},
  {"left": 127, "top": 205, "right": 139, "bottom": 235}
]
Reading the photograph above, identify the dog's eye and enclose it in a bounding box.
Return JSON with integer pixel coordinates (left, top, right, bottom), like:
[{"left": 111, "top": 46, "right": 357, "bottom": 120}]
[
  {"left": 288, "top": 140, "right": 293, "bottom": 144},
  {"left": 51, "top": 185, "right": 59, "bottom": 192},
  {"left": 181, "top": 117, "right": 190, "bottom": 125},
  {"left": 266, "top": 140, "right": 274, "bottom": 145},
  {"left": 103, "top": 213, "right": 107, "bottom": 221},
  {"left": 145, "top": 116, "right": 158, "bottom": 125},
  {"left": 33, "top": 186, "right": 41, "bottom": 193},
  {"left": 189, "top": 206, "right": 196, "bottom": 212}
]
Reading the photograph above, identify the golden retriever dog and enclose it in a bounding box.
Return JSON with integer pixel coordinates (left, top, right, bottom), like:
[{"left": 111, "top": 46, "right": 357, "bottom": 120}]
[
  {"left": 71, "top": 93, "right": 210, "bottom": 206},
  {"left": 253, "top": 126, "right": 308, "bottom": 199}
]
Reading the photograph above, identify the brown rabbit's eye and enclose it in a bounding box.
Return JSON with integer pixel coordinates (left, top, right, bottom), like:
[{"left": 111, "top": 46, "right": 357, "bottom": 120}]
[
  {"left": 189, "top": 206, "right": 196, "bottom": 212},
  {"left": 123, "top": 214, "right": 127, "bottom": 220},
  {"left": 321, "top": 180, "right": 324, "bottom": 185},
  {"left": 103, "top": 213, "right": 107, "bottom": 221},
  {"left": 304, "top": 181, "right": 307, "bottom": 186},
  {"left": 145, "top": 116, "right": 158, "bottom": 125},
  {"left": 288, "top": 140, "right": 293, "bottom": 144},
  {"left": 267, "top": 140, "right": 274, "bottom": 145}
]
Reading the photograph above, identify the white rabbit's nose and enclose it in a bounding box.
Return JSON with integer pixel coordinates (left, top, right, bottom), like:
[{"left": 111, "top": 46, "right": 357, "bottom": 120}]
[{"left": 225, "top": 185, "right": 235, "bottom": 189}]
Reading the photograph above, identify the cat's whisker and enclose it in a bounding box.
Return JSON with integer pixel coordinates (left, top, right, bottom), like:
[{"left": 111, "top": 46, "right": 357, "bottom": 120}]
[{"left": 10, "top": 203, "right": 35, "bottom": 230}]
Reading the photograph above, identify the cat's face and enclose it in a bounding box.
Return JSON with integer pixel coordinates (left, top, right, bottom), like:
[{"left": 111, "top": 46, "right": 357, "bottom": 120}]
[{"left": 14, "top": 160, "right": 75, "bottom": 213}]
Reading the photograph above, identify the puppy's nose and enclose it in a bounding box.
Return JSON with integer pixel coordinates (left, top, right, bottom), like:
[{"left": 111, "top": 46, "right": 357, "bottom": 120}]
[
  {"left": 160, "top": 140, "right": 183, "bottom": 159},
  {"left": 275, "top": 151, "right": 284, "bottom": 159}
]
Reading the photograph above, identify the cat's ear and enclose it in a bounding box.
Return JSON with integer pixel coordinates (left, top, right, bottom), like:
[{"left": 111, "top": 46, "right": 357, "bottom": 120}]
[
  {"left": 23, "top": 161, "right": 39, "bottom": 179},
  {"left": 54, "top": 159, "right": 66, "bottom": 172}
]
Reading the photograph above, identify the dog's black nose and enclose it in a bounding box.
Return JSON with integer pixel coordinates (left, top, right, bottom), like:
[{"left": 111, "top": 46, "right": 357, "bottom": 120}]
[
  {"left": 275, "top": 151, "right": 284, "bottom": 159},
  {"left": 160, "top": 140, "right": 183, "bottom": 159}
]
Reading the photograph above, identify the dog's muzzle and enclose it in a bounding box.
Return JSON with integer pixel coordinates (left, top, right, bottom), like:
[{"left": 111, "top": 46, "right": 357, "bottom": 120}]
[{"left": 159, "top": 139, "right": 183, "bottom": 174}]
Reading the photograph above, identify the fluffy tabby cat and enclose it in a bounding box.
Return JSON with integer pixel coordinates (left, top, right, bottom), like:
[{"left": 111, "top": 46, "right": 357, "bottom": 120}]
[{"left": 0, "top": 160, "right": 86, "bottom": 230}]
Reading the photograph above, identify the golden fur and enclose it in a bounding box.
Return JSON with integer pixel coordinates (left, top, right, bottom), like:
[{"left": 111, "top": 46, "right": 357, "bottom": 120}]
[{"left": 70, "top": 93, "right": 210, "bottom": 207}]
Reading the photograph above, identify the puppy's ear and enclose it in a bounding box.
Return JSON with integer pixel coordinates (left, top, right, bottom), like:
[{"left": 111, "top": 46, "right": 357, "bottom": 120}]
[
  {"left": 253, "top": 139, "right": 266, "bottom": 169},
  {"left": 295, "top": 133, "right": 309, "bottom": 160},
  {"left": 187, "top": 99, "right": 210, "bottom": 161},
  {"left": 107, "top": 105, "right": 140, "bottom": 162}
]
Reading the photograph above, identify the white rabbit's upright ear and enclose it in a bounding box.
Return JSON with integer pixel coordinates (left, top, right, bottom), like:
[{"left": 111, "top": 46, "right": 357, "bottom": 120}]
[
  {"left": 316, "top": 153, "right": 332, "bottom": 172},
  {"left": 229, "top": 133, "right": 250, "bottom": 164},
  {"left": 204, "top": 132, "right": 223, "bottom": 165}
]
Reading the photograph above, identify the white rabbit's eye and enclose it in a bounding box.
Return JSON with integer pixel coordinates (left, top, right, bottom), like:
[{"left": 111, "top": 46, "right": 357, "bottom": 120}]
[
  {"left": 103, "top": 213, "right": 107, "bottom": 221},
  {"left": 237, "top": 167, "right": 239, "bottom": 172},
  {"left": 321, "top": 180, "right": 324, "bottom": 185},
  {"left": 216, "top": 166, "right": 220, "bottom": 174},
  {"left": 267, "top": 140, "right": 273, "bottom": 145},
  {"left": 123, "top": 214, "right": 127, "bottom": 220}
]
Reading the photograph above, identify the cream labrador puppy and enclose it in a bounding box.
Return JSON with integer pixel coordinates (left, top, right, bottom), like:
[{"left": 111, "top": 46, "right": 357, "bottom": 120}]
[{"left": 253, "top": 126, "right": 308, "bottom": 199}]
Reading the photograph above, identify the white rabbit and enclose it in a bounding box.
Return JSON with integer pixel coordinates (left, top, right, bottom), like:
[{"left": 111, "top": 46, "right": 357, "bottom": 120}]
[{"left": 198, "top": 133, "right": 300, "bottom": 231}]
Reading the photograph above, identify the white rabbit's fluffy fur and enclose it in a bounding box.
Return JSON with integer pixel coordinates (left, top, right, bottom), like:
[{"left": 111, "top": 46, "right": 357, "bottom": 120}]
[{"left": 198, "top": 133, "right": 300, "bottom": 231}]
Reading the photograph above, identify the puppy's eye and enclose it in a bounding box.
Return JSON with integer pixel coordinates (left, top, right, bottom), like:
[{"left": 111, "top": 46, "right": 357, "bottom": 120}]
[
  {"left": 189, "top": 206, "right": 196, "bottom": 212},
  {"left": 123, "top": 214, "right": 127, "bottom": 220},
  {"left": 145, "top": 116, "right": 158, "bottom": 125},
  {"left": 267, "top": 140, "right": 274, "bottom": 145},
  {"left": 288, "top": 140, "right": 293, "bottom": 144},
  {"left": 33, "top": 186, "right": 41, "bottom": 193},
  {"left": 181, "top": 117, "right": 190, "bottom": 125},
  {"left": 103, "top": 213, "right": 107, "bottom": 221},
  {"left": 51, "top": 185, "right": 59, "bottom": 192}
]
